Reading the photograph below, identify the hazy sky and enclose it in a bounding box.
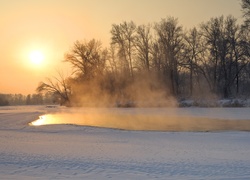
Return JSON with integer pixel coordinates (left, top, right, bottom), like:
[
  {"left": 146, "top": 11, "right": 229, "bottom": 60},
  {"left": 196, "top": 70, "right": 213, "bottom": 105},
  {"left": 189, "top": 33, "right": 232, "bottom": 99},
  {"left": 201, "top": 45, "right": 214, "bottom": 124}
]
[{"left": 0, "top": 0, "right": 243, "bottom": 94}]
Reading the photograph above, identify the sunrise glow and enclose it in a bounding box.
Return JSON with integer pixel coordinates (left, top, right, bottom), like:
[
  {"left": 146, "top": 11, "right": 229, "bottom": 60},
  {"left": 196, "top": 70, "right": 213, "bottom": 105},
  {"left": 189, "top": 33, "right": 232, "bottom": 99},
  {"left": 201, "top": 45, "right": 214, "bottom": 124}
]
[
  {"left": 0, "top": 1, "right": 242, "bottom": 94},
  {"left": 30, "top": 114, "right": 59, "bottom": 126},
  {"left": 30, "top": 115, "right": 46, "bottom": 126},
  {"left": 29, "top": 50, "right": 44, "bottom": 65}
]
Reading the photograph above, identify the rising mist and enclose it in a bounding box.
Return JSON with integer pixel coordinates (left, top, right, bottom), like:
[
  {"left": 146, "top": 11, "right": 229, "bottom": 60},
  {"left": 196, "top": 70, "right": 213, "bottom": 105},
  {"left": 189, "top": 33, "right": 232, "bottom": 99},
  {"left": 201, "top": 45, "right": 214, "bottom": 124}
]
[{"left": 31, "top": 108, "right": 250, "bottom": 132}]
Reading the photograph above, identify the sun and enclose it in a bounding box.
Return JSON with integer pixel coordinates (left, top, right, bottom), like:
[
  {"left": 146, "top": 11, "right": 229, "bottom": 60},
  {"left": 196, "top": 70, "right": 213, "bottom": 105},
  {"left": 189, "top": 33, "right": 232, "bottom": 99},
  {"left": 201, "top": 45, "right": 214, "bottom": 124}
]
[{"left": 29, "top": 50, "right": 44, "bottom": 65}]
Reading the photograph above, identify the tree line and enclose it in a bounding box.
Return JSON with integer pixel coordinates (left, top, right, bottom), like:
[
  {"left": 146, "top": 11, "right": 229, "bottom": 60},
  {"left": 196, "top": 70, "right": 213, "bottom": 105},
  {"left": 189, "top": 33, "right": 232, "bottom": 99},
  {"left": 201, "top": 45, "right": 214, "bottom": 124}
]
[
  {"left": 37, "top": 0, "right": 250, "bottom": 107},
  {"left": 0, "top": 93, "right": 55, "bottom": 106}
]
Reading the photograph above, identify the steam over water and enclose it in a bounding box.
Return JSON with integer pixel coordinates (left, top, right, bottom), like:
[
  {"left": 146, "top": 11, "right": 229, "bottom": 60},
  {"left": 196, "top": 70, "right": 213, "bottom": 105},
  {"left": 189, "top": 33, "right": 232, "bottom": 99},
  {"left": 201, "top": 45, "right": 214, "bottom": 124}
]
[{"left": 30, "top": 108, "right": 250, "bottom": 132}]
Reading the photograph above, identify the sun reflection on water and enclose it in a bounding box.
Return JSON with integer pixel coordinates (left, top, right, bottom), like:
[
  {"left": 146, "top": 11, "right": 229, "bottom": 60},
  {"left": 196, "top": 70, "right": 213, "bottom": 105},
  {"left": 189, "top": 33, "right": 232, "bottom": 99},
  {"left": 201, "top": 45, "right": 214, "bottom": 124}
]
[
  {"left": 30, "top": 114, "right": 76, "bottom": 126},
  {"left": 30, "top": 114, "right": 58, "bottom": 126},
  {"left": 30, "top": 115, "right": 46, "bottom": 126}
]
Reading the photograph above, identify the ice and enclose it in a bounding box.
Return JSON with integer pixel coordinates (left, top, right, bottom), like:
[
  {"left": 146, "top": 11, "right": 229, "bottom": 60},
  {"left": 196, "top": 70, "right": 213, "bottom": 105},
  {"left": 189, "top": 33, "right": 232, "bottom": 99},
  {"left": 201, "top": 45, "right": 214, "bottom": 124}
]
[{"left": 0, "top": 106, "right": 250, "bottom": 179}]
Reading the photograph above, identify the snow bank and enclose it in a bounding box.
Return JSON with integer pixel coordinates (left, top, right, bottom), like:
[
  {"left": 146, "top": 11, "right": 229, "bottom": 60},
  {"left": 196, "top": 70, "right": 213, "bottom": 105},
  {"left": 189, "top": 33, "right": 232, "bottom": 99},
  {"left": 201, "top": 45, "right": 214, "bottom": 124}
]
[{"left": 179, "top": 98, "right": 250, "bottom": 107}]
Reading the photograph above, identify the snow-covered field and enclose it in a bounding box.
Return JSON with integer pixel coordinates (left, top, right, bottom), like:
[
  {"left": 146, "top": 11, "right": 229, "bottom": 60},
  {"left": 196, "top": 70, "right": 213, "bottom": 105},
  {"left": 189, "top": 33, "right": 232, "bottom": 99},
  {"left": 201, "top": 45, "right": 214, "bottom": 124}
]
[{"left": 1, "top": 106, "right": 250, "bottom": 179}]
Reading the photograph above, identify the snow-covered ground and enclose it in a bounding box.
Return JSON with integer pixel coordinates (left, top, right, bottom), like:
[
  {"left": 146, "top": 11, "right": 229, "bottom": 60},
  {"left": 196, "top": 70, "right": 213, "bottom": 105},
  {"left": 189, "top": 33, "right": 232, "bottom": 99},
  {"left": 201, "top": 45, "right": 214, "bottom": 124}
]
[{"left": 1, "top": 106, "right": 250, "bottom": 179}]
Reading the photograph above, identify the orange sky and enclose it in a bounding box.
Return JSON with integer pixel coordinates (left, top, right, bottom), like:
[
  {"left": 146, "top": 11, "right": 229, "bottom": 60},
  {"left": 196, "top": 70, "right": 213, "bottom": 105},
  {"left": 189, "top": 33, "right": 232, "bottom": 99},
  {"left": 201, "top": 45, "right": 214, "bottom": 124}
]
[{"left": 0, "top": 0, "right": 243, "bottom": 94}]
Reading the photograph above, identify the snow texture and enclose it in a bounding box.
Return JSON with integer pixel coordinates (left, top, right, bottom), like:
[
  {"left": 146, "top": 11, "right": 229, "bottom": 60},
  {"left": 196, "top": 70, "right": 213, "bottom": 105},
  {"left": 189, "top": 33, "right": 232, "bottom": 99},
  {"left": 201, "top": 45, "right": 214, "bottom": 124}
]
[{"left": 0, "top": 106, "right": 250, "bottom": 179}]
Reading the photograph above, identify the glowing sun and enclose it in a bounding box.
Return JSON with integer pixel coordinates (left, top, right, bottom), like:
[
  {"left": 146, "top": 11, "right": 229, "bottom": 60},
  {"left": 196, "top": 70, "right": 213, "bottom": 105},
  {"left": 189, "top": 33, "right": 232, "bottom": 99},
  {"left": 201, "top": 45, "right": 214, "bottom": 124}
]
[{"left": 29, "top": 50, "right": 44, "bottom": 65}]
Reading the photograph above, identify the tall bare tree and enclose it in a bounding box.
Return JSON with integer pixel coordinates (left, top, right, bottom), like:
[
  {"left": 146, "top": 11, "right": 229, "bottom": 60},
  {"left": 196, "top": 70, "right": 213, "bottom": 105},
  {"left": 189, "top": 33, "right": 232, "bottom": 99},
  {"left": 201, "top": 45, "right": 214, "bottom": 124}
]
[
  {"left": 64, "top": 39, "right": 108, "bottom": 81},
  {"left": 183, "top": 27, "right": 206, "bottom": 96},
  {"left": 134, "top": 24, "right": 152, "bottom": 72},
  {"left": 110, "top": 21, "right": 137, "bottom": 77},
  {"left": 200, "top": 16, "right": 225, "bottom": 95},
  {"left": 155, "top": 17, "right": 184, "bottom": 96},
  {"left": 200, "top": 15, "right": 248, "bottom": 98},
  {"left": 242, "top": 0, "right": 250, "bottom": 28},
  {"left": 241, "top": 0, "right": 250, "bottom": 62}
]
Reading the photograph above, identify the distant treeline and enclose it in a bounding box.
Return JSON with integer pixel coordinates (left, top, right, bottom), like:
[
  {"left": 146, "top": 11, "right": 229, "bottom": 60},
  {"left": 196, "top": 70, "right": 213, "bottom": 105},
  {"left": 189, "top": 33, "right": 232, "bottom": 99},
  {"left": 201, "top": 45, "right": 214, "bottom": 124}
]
[
  {"left": 37, "top": 0, "right": 250, "bottom": 107},
  {"left": 0, "top": 93, "right": 55, "bottom": 106}
]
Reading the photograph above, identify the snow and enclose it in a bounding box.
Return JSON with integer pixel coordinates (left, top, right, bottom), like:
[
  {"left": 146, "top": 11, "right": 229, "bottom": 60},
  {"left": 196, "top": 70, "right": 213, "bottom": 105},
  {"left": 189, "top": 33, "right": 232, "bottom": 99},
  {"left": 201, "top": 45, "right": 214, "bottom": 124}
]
[
  {"left": 179, "top": 98, "right": 250, "bottom": 107},
  {"left": 1, "top": 106, "right": 250, "bottom": 179}
]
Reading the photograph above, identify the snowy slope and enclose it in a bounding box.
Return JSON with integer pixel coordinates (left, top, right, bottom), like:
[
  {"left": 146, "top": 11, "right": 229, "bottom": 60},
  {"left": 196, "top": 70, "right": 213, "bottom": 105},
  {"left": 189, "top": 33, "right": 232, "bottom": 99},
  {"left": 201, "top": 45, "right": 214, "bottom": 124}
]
[{"left": 0, "top": 106, "right": 250, "bottom": 179}]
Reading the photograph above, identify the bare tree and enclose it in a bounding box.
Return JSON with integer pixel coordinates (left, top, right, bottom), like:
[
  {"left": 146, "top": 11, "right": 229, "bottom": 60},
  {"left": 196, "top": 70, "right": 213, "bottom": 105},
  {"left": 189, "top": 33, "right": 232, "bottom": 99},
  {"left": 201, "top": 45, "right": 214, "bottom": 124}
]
[
  {"left": 200, "top": 16, "right": 225, "bottom": 95},
  {"left": 36, "top": 71, "right": 71, "bottom": 106},
  {"left": 155, "top": 17, "right": 184, "bottom": 96},
  {"left": 200, "top": 15, "right": 249, "bottom": 98},
  {"left": 151, "top": 41, "right": 163, "bottom": 74},
  {"left": 134, "top": 24, "right": 152, "bottom": 72},
  {"left": 183, "top": 27, "right": 206, "bottom": 96},
  {"left": 110, "top": 21, "right": 137, "bottom": 77},
  {"left": 64, "top": 39, "right": 108, "bottom": 81},
  {"left": 106, "top": 44, "right": 119, "bottom": 75},
  {"left": 242, "top": 0, "right": 250, "bottom": 28}
]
